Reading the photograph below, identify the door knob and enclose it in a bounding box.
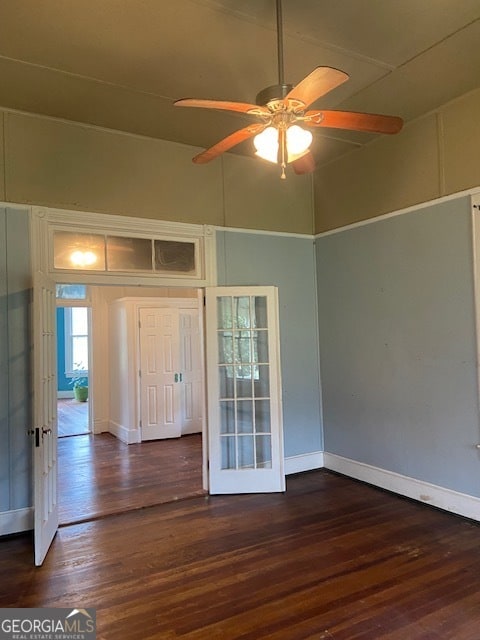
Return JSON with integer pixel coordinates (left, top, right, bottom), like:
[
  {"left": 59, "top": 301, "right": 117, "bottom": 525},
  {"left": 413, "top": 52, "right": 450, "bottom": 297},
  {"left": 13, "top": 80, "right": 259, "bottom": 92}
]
[{"left": 42, "top": 427, "right": 52, "bottom": 435}]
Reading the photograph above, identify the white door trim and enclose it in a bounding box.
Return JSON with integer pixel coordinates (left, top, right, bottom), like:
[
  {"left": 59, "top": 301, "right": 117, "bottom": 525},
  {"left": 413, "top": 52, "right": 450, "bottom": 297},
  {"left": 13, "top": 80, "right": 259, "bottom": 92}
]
[
  {"left": 31, "top": 206, "right": 217, "bottom": 288},
  {"left": 29, "top": 207, "right": 217, "bottom": 562}
]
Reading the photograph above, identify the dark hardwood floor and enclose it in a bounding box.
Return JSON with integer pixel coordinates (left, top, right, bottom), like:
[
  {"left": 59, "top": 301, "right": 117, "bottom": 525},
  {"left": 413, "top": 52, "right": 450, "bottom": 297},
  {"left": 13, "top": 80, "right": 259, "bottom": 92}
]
[
  {"left": 2, "top": 471, "right": 480, "bottom": 639},
  {"left": 58, "top": 432, "right": 205, "bottom": 525},
  {"left": 57, "top": 393, "right": 204, "bottom": 525}
]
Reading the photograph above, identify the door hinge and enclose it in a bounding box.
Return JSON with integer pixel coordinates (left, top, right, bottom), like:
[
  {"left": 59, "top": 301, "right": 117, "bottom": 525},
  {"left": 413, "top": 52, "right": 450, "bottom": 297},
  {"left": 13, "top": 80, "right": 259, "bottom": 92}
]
[{"left": 139, "top": 369, "right": 142, "bottom": 378}]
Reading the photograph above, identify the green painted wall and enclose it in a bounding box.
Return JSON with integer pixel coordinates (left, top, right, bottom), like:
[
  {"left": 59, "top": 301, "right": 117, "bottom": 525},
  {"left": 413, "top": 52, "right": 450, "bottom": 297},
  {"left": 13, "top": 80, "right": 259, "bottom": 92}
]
[
  {"left": 315, "top": 87, "right": 480, "bottom": 233},
  {"left": 2, "top": 110, "right": 314, "bottom": 235}
]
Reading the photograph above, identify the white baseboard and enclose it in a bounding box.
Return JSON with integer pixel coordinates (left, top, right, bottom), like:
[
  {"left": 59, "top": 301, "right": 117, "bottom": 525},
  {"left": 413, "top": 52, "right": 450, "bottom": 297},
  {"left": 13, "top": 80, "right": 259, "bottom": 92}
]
[
  {"left": 285, "top": 451, "right": 324, "bottom": 475},
  {"left": 0, "top": 507, "right": 34, "bottom": 536},
  {"left": 57, "top": 391, "right": 74, "bottom": 399},
  {"left": 181, "top": 427, "right": 202, "bottom": 436},
  {"left": 93, "top": 418, "right": 109, "bottom": 435},
  {"left": 324, "top": 453, "right": 480, "bottom": 522},
  {"left": 109, "top": 421, "right": 141, "bottom": 444}
]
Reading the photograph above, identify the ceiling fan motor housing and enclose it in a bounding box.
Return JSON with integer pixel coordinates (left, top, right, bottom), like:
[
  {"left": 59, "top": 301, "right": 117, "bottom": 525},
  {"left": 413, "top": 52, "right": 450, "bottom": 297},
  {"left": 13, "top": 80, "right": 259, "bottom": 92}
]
[{"left": 256, "top": 83, "right": 293, "bottom": 107}]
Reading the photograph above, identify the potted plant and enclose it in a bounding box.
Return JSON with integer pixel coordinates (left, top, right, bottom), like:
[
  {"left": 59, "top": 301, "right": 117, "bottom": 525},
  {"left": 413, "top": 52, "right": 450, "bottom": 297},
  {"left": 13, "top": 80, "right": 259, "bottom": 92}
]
[{"left": 69, "top": 371, "right": 89, "bottom": 402}]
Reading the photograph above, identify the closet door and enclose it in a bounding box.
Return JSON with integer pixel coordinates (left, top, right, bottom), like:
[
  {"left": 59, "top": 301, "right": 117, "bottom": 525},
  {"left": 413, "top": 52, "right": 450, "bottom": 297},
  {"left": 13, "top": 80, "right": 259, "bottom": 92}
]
[
  {"left": 179, "top": 310, "right": 203, "bottom": 434},
  {"left": 139, "top": 307, "right": 182, "bottom": 440}
]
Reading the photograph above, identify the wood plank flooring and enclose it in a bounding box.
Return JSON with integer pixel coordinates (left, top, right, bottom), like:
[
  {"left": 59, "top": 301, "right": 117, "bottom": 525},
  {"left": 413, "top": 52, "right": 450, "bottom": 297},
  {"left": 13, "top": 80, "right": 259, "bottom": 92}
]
[
  {"left": 57, "top": 398, "right": 90, "bottom": 437},
  {"left": 2, "top": 471, "right": 480, "bottom": 639},
  {"left": 58, "top": 432, "right": 204, "bottom": 524}
]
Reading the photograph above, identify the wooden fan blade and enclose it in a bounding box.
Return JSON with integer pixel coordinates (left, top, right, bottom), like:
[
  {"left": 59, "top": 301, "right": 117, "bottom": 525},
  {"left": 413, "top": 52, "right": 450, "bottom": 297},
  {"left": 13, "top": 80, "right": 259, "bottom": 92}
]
[
  {"left": 292, "top": 151, "right": 316, "bottom": 175},
  {"left": 286, "top": 67, "right": 349, "bottom": 110},
  {"left": 305, "top": 110, "right": 403, "bottom": 134},
  {"left": 193, "top": 123, "right": 266, "bottom": 164},
  {"left": 174, "top": 98, "right": 269, "bottom": 116}
]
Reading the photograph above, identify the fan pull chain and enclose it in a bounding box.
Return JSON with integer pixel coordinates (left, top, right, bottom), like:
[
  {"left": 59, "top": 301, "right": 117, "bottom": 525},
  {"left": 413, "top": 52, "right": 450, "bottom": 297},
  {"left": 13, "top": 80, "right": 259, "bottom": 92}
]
[{"left": 279, "top": 127, "right": 287, "bottom": 179}]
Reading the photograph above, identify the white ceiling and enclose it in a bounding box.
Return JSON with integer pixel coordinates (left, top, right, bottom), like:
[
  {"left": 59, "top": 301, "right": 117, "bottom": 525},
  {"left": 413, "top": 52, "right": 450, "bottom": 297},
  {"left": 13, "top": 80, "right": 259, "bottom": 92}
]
[{"left": 0, "top": 0, "right": 479, "bottom": 167}]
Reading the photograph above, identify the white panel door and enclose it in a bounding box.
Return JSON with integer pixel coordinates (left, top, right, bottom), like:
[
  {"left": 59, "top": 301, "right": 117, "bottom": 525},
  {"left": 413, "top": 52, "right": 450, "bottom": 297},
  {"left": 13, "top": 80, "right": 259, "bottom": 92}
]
[
  {"left": 33, "top": 271, "right": 58, "bottom": 566},
  {"left": 139, "top": 307, "right": 182, "bottom": 440},
  {"left": 206, "top": 286, "right": 285, "bottom": 494},
  {"left": 179, "top": 310, "right": 203, "bottom": 434}
]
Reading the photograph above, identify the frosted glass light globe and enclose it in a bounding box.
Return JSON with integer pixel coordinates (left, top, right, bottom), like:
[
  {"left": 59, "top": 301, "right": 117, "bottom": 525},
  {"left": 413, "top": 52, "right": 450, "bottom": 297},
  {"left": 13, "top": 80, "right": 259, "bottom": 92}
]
[
  {"left": 254, "top": 126, "right": 279, "bottom": 163},
  {"left": 286, "top": 125, "right": 313, "bottom": 156}
]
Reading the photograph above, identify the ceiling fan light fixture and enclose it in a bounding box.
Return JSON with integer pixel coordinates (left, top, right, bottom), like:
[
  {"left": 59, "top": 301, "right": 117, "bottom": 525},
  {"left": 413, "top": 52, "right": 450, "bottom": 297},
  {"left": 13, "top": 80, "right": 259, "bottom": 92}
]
[
  {"left": 254, "top": 124, "right": 313, "bottom": 166},
  {"left": 286, "top": 125, "right": 313, "bottom": 157},
  {"left": 254, "top": 126, "right": 279, "bottom": 163},
  {"left": 174, "top": 0, "right": 402, "bottom": 178}
]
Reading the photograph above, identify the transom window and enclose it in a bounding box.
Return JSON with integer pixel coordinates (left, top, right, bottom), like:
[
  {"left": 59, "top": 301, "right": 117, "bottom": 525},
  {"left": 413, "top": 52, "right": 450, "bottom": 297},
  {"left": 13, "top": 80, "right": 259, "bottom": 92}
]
[
  {"left": 56, "top": 284, "right": 87, "bottom": 300},
  {"left": 53, "top": 231, "right": 198, "bottom": 277}
]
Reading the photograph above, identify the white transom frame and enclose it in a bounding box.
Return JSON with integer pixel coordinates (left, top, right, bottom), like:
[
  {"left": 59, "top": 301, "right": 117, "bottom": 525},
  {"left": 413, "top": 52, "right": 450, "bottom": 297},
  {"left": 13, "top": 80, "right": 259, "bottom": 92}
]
[{"left": 30, "top": 205, "right": 217, "bottom": 288}]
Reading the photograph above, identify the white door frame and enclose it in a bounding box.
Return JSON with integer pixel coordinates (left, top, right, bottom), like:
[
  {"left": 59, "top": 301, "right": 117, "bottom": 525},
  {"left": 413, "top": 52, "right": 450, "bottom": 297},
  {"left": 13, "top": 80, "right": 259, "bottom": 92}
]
[
  {"left": 30, "top": 208, "right": 217, "bottom": 564},
  {"left": 29, "top": 205, "right": 286, "bottom": 563}
]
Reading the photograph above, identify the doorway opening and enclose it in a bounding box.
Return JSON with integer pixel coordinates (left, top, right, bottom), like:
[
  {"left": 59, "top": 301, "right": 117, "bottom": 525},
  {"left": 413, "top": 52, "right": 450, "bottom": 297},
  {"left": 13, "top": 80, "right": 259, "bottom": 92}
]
[
  {"left": 56, "top": 301, "right": 91, "bottom": 438},
  {"left": 55, "top": 282, "right": 206, "bottom": 526}
]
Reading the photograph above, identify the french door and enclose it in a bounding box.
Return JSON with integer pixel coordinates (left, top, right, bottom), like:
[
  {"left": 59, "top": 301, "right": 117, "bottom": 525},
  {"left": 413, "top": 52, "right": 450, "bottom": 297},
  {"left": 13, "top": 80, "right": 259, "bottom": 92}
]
[
  {"left": 33, "top": 272, "right": 58, "bottom": 566},
  {"left": 205, "top": 286, "right": 285, "bottom": 493}
]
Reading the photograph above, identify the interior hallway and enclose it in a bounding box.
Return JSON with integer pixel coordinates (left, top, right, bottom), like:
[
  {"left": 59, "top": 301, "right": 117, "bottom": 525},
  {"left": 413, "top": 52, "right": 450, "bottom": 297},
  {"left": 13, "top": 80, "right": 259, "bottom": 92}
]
[
  {"left": 57, "top": 394, "right": 204, "bottom": 524},
  {"left": 58, "top": 432, "right": 204, "bottom": 524}
]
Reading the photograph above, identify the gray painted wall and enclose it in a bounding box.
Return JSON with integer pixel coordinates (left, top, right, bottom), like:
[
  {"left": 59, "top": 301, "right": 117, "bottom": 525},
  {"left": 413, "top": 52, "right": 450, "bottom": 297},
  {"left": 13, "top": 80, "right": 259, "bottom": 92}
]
[
  {"left": 4, "top": 195, "right": 480, "bottom": 529},
  {"left": 0, "top": 207, "right": 32, "bottom": 514},
  {"left": 316, "top": 197, "right": 480, "bottom": 496},
  {"left": 217, "top": 230, "right": 322, "bottom": 457}
]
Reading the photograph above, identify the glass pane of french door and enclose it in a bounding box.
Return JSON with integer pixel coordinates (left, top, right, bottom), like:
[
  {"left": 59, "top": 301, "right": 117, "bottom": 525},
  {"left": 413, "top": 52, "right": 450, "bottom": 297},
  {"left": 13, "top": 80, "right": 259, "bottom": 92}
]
[{"left": 217, "top": 295, "right": 272, "bottom": 470}]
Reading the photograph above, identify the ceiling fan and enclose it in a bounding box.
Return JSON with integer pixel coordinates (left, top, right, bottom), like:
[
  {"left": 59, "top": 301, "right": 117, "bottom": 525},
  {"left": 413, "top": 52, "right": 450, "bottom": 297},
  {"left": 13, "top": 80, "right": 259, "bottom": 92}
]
[{"left": 174, "top": 0, "right": 403, "bottom": 179}]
